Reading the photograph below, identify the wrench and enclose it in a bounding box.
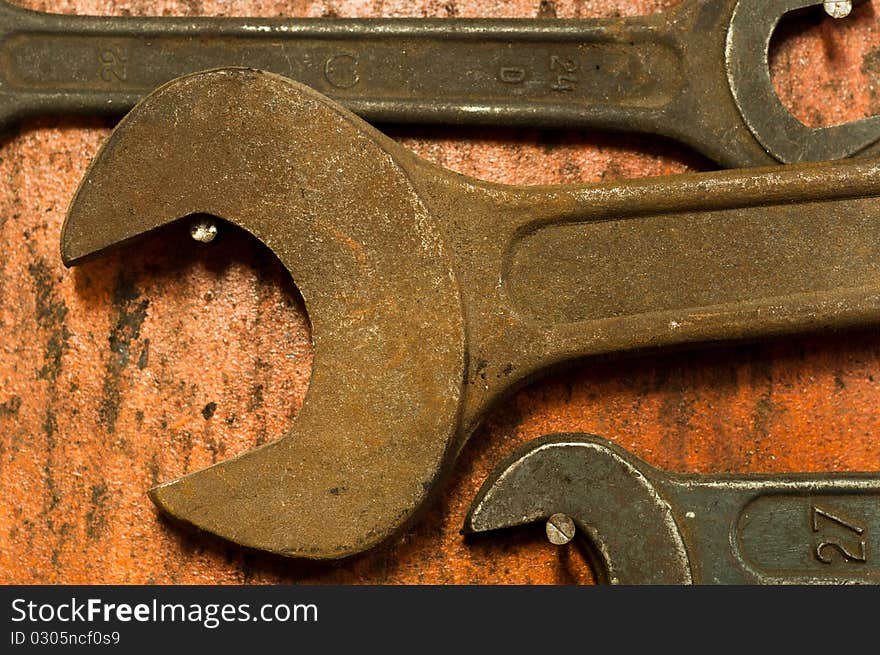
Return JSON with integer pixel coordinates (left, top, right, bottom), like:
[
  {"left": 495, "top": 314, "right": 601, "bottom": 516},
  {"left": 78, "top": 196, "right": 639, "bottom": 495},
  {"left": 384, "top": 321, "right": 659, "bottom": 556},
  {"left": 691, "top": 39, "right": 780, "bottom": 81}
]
[
  {"left": 60, "top": 69, "right": 880, "bottom": 560},
  {"left": 0, "top": 0, "right": 878, "bottom": 167},
  {"left": 464, "top": 434, "right": 880, "bottom": 584}
]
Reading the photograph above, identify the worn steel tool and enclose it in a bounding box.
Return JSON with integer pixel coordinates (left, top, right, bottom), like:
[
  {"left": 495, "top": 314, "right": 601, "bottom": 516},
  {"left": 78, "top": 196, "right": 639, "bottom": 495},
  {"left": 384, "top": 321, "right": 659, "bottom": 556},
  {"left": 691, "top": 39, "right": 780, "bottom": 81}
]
[
  {"left": 465, "top": 434, "right": 880, "bottom": 584},
  {"left": 61, "top": 69, "right": 880, "bottom": 560},
  {"left": 1, "top": 0, "right": 878, "bottom": 167}
]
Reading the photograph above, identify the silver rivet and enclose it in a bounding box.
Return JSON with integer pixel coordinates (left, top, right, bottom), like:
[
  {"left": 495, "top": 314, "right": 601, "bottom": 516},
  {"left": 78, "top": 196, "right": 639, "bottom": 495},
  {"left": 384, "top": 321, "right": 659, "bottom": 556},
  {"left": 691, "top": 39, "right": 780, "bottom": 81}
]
[
  {"left": 824, "top": 1, "right": 852, "bottom": 18},
  {"left": 545, "top": 513, "right": 576, "bottom": 546},
  {"left": 190, "top": 217, "right": 218, "bottom": 243}
]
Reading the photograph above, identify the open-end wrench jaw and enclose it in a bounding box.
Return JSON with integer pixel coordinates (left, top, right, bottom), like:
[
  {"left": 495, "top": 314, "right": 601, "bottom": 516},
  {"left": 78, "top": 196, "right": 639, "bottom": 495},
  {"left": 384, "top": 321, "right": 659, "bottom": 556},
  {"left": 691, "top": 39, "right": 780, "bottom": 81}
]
[
  {"left": 61, "top": 67, "right": 880, "bottom": 561},
  {"left": 726, "top": 0, "right": 880, "bottom": 163},
  {"left": 465, "top": 434, "right": 880, "bottom": 584},
  {"left": 463, "top": 435, "right": 695, "bottom": 585},
  {"left": 60, "top": 68, "right": 468, "bottom": 560}
]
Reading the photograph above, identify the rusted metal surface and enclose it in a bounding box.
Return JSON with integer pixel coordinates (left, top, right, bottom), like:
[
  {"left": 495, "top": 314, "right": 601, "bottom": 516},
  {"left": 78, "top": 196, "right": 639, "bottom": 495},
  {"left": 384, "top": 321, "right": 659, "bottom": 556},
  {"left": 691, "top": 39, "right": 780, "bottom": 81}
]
[
  {"left": 3, "top": 0, "right": 880, "bottom": 583},
  {"left": 60, "top": 68, "right": 880, "bottom": 560},
  {"left": 466, "top": 433, "right": 880, "bottom": 584},
  {"left": 0, "top": 0, "right": 874, "bottom": 166}
]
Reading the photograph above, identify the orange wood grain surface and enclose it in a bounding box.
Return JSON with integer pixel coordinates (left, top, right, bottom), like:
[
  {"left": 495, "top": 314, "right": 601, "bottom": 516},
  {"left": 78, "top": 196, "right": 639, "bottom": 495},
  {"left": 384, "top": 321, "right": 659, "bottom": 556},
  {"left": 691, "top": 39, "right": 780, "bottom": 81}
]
[{"left": 1, "top": 0, "right": 880, "bottom": 584}]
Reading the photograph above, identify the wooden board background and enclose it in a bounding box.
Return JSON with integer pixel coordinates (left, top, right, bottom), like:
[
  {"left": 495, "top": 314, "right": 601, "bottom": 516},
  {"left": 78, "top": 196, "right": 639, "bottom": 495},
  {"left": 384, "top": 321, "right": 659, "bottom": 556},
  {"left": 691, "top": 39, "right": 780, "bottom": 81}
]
[{"left": 2, "top": 0, "right": 880, "bottom": 584}]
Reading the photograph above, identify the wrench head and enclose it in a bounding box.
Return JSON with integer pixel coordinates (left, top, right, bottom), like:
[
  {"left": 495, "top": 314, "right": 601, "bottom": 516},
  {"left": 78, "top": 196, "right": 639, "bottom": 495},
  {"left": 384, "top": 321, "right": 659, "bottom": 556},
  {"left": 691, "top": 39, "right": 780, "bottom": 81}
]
[
  {"left": 60, "top": 68, "right": 466, "bottom": 559},
  {"left": 726, "top": 0, "right": 880, "bottom": 163},
  {"left": 464, "top": 434, "right": 693, "bottom": 584}
]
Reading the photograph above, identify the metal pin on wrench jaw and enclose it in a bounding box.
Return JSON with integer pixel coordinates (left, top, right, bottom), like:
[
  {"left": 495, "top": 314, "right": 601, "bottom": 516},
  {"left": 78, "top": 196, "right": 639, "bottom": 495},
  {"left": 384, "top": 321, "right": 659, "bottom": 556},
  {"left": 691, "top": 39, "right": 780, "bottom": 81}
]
[
  {"left": 61, "top": 69, "right": 880, "bottom": 560},
  {"left": 824, "top": 1, "right": 853, "bottom": 18},
  {"left": 465, "top": 437, "right": 693, "bottom": 584},
  {"left": 465, "top": 435, "right": 880, "bottom": 585}
]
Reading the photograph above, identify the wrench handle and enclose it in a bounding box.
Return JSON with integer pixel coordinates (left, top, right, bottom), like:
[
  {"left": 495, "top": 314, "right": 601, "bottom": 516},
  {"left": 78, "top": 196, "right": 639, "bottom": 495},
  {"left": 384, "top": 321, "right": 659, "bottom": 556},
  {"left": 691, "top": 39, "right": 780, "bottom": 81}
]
[
  {"left": 450, "top": 157, "right": 880, "bottom": 425},
  {"left": 661, "top": 475, "right": 880, "bottom": 584},
  {"left": 0, "top": 2, "right": 686, "bottom": 131}
]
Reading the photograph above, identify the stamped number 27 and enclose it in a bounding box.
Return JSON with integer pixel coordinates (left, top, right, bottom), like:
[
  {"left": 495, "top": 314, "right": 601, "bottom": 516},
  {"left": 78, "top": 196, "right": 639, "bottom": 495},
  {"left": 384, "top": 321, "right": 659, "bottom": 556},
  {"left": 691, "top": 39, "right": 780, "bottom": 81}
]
[{"left": 812, "top": 505, "right": 867, "bottom": 564}]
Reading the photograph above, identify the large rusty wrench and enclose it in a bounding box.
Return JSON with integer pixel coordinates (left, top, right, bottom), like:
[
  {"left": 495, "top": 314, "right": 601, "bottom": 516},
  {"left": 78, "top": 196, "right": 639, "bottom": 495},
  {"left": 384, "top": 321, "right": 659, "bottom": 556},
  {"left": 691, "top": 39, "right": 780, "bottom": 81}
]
[
  {"left": 61, "top": 69, "right": 880, "bottom": 560},
  {"left": 0, "top": 0, "right": 877, "bottom": 167},
  {"left": 465, "top": 434, "right": 880, "bottom": 584}
]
